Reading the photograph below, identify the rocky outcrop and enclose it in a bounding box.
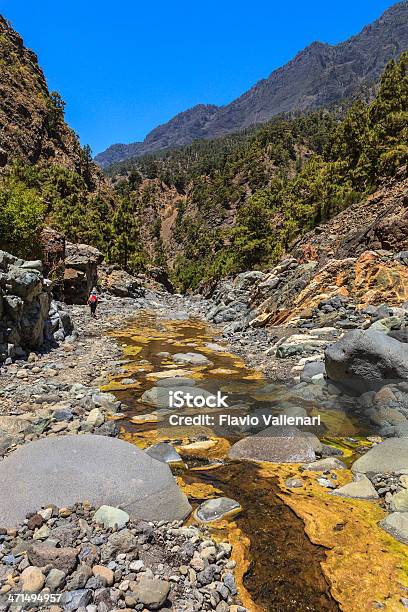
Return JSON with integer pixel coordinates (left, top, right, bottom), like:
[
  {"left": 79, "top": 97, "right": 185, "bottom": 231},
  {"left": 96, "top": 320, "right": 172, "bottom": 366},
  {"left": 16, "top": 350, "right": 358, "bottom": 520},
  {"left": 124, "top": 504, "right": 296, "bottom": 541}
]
[
  {"left": 0, "top": 249, "right": 75, "bottom": 363},
  {"left": 40, "top": 227, "right": 66, "bottom": 276},
  {"left": 0, "top": 17, "right": 82, "bottom": 171},
  {"left": 64, "top": 243, "right": 103, "bottom": 304},
  {"left": 207, "top": 173, "right": 408, "bottom": 332},
  {"left": 292, "top": 174, "right": 408, "bottom": 263},
  {"left": 246, "top": 251, "right": 408, "bottom": 328},
  {"left": 0, "top": 251, "right": 51, "bottom": 362},
  {"left": 100, "top": 267, "right": 145, "bottom": 299},
  {"left": 206, "top": 271, "right": 266, "bottom": 332}
]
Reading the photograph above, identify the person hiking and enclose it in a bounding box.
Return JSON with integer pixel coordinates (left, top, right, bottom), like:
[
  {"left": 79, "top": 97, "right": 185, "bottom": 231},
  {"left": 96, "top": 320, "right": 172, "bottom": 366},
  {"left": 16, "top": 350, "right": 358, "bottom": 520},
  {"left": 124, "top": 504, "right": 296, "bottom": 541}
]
[{"left": 88, "top": 289, "right": 98, "bottom": 318}]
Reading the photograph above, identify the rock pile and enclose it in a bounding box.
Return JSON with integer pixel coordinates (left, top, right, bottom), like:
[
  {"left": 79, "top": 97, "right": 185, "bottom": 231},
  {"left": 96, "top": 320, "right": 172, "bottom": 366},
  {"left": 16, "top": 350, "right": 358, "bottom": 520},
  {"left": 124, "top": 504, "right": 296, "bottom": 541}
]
[
  {"left": 205, "top": 271, "right": 266, "bottom": 332},
  {"left": 0, "top": 382, "right": 122, "bottom": 459},
  {"left": 0, "top": 250, "right": 74, "bottom": 364},
  {"left": 0, "top": 503, "right": 242, "bottom": 611}
]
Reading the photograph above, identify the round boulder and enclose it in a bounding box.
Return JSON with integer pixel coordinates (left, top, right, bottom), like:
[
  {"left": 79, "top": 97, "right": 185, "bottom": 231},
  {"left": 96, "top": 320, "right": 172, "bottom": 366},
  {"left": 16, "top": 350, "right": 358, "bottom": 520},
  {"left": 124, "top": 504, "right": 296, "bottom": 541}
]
[
  {"left": 0, "top": 435, "right": 191, "bottom": 528},
  {"left": 325, "top": 330, "right": 408, "bottom": 390}
]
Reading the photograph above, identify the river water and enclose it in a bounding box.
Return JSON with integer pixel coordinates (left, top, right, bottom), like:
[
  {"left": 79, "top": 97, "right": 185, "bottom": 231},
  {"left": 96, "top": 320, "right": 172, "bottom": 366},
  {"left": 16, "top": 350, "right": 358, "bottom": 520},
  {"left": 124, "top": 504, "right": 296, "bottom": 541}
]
[{"left": 102, "top": 311, "right": 407, "bottom": 612}]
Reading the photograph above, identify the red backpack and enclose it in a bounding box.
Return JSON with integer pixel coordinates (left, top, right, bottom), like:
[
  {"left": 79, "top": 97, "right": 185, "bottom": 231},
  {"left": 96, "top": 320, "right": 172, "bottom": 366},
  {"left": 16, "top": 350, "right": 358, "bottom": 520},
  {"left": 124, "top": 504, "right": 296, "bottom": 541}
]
[{"left": 89, "top": 294, "right": 98, "bottom": 304}]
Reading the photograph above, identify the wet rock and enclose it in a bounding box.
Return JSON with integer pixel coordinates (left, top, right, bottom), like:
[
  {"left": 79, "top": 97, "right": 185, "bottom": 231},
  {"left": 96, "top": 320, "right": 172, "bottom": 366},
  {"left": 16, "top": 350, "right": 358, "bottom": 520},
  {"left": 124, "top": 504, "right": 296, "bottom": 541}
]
[
  {"left": 285, "top": 478, "right": 303, "bottom": 488},
  {"left": 228, "top": 426, "right": 319, "bottom": 463},
  {"left": 156, "top": 377, "right": 196, "bottom": 387},
  {"left": 332, "top": 473, "right": 379, "bottom": 499},
  {"left": 317, "top": 477, "right": 336, "bottom": 489},
  {"left": 141, "top": 385, "right": 212, "bottom": 408},
  {"left": 173, "top": 352, "right": 212, "bottom": 366},
  {"left": 301, "top": 457, "right": 346, "bottom": 471},
  {"left": 145, "top": 442, "right": 183, "bottom": 464},
  {"left": 195, "top": 497, "right": 241, "bottom": 522},
  {"left": 93, "top": 505, "right": 130, "bottom": 529}
]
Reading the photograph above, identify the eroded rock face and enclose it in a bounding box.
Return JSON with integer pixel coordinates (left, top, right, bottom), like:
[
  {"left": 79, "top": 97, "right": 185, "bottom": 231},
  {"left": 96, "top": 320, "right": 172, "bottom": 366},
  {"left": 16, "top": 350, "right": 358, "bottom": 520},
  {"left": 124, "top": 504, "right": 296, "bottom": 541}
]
[
  {"left": 64, "top": 243, "right": 104, "bottom": 304},
  {"left": 248, "top": 252, "right": 408, "bottom": 328},
  {"left": 102, "top": 268, "right": 145, "bottom": 299},
  {"left": 0, "top": 250, "right": 52, "bottom": 361}
]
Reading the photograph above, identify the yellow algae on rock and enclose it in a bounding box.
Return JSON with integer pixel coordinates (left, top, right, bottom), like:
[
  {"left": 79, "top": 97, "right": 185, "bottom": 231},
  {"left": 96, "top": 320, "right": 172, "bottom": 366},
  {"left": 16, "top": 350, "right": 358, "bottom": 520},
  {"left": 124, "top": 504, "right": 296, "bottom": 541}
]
[
  {"left": 261, "top": 462, "right": 408, "bottom": 612},
  {"left": 179, "top": 440, "right": 217, "bottom": 452},
  {"left": 145, "top": 369, "right": 194, "bottom": 380},
  {"left": 209, "top": 368, "right": 239, "bottom": 376},
  {"left": 177, "top": 477, "right": 223, "bottom": 500},
  {"left": 101, "top": 380, "right": 141, "bottom": 392},
  {"left": 129, "top": 414, "right": 163, "bottom": 424},
  {"left": 179, "top": 437, "right": 231, "bottom": 461},
  {"left": 123, "top": 345, "right": 143, "bottom": 357}
]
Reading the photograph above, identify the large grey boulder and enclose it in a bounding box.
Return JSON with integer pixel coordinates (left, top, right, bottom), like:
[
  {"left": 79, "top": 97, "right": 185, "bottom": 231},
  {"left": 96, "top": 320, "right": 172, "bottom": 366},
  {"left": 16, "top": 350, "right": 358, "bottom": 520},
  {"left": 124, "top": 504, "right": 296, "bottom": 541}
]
[
  {"left": 195, "top": 497, "right": 241, "bottom": 522},
  {"left": 103, "top": 268, "right": 145, "bottom": 299},
  {"left": 325, "top": 330, "right": 408, "bottom": 389},
  {"left": 228, "top": 426, "right": 320, "bottom": 463},
  {"left": 351, "top": 438, "right": 408, "bottom": 475},
  {"left": 379, "top": 512, "right": 408, "bottom": 544},
  {"left": 0, "top": 435, "right": 191, "bottom": 528}
]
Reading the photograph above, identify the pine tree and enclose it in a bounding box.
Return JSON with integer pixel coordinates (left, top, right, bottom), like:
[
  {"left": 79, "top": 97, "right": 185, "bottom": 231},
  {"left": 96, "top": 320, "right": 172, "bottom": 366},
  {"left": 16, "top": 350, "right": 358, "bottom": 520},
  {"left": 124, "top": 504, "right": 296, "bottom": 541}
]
[{"left": 110, "top": 196, "right": 145, "bottom": 272}]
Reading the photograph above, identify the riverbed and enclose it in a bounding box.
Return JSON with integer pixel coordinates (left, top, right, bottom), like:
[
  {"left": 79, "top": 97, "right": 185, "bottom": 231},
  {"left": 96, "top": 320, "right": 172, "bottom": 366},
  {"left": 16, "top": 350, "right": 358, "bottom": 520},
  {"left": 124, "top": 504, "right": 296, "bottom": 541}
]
[{"left": 103, "top": 310, "right": 408, "bottom": 612}]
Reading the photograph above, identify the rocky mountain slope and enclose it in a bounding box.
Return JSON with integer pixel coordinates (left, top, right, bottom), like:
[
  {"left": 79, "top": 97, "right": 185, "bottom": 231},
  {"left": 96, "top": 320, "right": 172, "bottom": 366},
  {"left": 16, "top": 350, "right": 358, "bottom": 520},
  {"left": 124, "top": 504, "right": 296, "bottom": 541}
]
[
  {"left": 0, "top": 16, "right": 120, "bottom": 265},
  {"left": 96, "top": 1, "right": 408, "bottom": 167},
  {"left": 0, "top": 16, "right": 84, "bottom": 172}
]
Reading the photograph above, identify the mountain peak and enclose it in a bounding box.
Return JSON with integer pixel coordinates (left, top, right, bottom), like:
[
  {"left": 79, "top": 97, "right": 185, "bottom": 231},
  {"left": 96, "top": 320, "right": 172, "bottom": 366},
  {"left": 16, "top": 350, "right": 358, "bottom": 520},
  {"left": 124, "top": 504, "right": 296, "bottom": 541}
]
[{"left": 95, "top": 1, "right": 408, "bottom": 167}]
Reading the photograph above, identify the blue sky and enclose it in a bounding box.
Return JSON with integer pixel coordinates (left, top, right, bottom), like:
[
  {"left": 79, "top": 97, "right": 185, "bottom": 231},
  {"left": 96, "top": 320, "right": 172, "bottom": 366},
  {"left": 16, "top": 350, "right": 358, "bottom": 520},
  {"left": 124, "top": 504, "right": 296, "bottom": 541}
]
[{"left": 0, "top": 0, "right": 397, "bottom": 154}]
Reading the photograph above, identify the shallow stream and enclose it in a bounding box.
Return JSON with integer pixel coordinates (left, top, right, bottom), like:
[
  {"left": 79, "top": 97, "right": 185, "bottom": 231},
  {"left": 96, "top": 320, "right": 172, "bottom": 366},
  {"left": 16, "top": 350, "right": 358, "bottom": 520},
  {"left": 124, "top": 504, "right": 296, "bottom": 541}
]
[{"left": 103, "top": 311, "right": 408, "bottom": 612}]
